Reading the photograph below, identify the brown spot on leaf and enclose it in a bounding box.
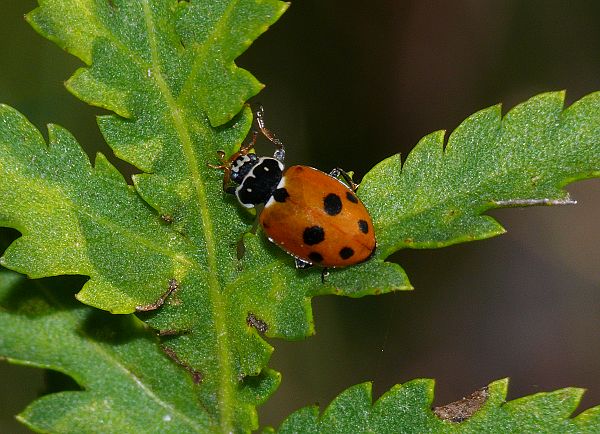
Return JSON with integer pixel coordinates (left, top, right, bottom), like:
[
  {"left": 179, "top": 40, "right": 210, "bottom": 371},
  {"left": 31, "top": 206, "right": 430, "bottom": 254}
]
[
  {"left": 432, "top": 386, "right": 489, "bottom": 422},
  {"left": 135, "top": 279, "right": 179, "bottom": 312},
  {"left": 246, "top": 313, "right": 268, "bottom": 334},
  {"left": 161, "top": 214, "right": 174, "bottom": 224},
  {"left": 168, "top": 279, "right": 179, "bottom": 291},
  {"left": 161, "top": 346, "right": 203, "bottom": 384},
  {"left": 158, "top": 328, "right": 191, "bottom": 336},
  {"left": 157, "top": 329, "right": 180, "bottom": 336}
]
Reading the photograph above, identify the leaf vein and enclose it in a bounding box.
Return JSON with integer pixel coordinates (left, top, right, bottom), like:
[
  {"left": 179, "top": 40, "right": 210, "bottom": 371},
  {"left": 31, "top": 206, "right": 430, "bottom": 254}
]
[{"left": 140, "top": 2, "right": 234, "bottom": 432}]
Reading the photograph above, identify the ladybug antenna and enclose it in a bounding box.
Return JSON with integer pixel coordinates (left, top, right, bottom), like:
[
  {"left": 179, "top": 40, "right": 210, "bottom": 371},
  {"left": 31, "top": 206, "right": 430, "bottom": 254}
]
[
  {"left": 255, "top": 105, "right": 285, "bottom": 162},
  {"left": 207, "top": 150, "right": 228, "bottom": 170}
]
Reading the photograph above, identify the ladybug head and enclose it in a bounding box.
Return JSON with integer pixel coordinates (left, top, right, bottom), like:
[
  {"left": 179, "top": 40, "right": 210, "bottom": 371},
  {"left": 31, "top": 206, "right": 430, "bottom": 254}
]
[{"left": 230, "top": 153, "right": 259, "bottom": 184}]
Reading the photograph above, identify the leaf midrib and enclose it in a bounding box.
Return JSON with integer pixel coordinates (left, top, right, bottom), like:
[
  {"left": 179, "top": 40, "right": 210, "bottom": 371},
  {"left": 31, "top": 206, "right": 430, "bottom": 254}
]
[
  {"left": 50, "top": 0, "right": 238, "bottom": 427},
  {"left": 141, "top": 2, "right": 235, "bottom": 432}
]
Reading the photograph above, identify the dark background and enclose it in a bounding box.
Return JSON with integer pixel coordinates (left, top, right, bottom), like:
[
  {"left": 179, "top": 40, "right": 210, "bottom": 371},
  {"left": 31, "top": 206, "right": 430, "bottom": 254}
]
[{"left": 1, "top": 1, "right": 599, "bottom": 432}]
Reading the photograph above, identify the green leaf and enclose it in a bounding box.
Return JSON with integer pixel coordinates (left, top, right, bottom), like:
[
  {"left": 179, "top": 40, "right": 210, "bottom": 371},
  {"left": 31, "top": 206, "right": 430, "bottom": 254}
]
[
  {"left": 0, "top": 270, "right": 216, "bottom": 433},
  {"left": 360, "top": 91, "right": 600, "bottom": 258},
  {"left": 2, "top": 1, "right": 409, "bottom": 432},
  {"left": 2, "top": 0, "right": 599, "bottom": 432},
  {"left": 273, "top": 379, "right": 600, "bottom": 433},
  {"left": 27, "top": 0, "right": 282, "bottom": 126},
  {"left": 0, "top": 64, "right": 408, "bottom": 434},
  {"left": 0, "top": 106, "right": 197, "bottom": 312}
]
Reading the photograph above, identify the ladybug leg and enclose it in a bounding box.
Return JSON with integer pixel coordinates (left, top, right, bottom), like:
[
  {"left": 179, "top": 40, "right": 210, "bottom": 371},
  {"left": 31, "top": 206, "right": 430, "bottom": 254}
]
[
  {"left": 320, "top": 267, "right": 330, "bottom": 284},
  {"left": 207, "top": 150, "right": 228, "bottom": 170},
  {"left": 249, "top": 205, "right": 264, "bottom": 235},
  {"left": 207, "top": 151, "right": 233, "bottom": 192},
  {"left": 234, "top": 220, "right": 257, "bottom": 261},
  {"left": 255, "top": 105, "right": 285, "bottom": 163},
  {"left": 236, "top": 204, "right": 264, "bottom": 260},
  {"left": 240, "top": 130, "right": 258, "bottom": 155},
  {"left": 329, "top": 167, "right": 359, "bottom": 192},
  {"left": 294, "top": 257, "right": 313, "bottom": 269}
]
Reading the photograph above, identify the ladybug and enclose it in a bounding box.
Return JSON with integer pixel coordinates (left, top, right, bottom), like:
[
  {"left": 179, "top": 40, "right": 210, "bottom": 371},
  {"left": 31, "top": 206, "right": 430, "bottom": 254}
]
[{"left": 209, "top": 107, "right": 376, "bottom": 269}]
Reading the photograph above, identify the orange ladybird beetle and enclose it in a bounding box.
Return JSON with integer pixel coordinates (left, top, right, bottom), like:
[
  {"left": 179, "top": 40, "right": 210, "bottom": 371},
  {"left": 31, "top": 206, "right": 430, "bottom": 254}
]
[{"left": 210, "top": 107, "right": 376, "bottom": 270}]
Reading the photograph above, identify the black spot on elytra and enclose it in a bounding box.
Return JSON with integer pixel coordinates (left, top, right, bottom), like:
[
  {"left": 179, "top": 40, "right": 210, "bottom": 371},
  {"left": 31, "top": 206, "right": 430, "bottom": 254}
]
[
  {"left": 308, "top": 252, "right": 324, "bottom": 263},
  {"left": 273, "top": 187, "right": 289, "bottom": 203},
  {"left": 324, "top": 193, "right": 342, "bottom": 216},
  {"left": 358, "top": 219, "right": 369, "bottom": 234},
  {"left": 346, "top": 192, "right": 359, "bottom": 203},
  {"left": 339, "top": 247, "right": 355, "bottom": 259},
  {"left": 303, "top": 226, "right": 325, "bottom": 245}
]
